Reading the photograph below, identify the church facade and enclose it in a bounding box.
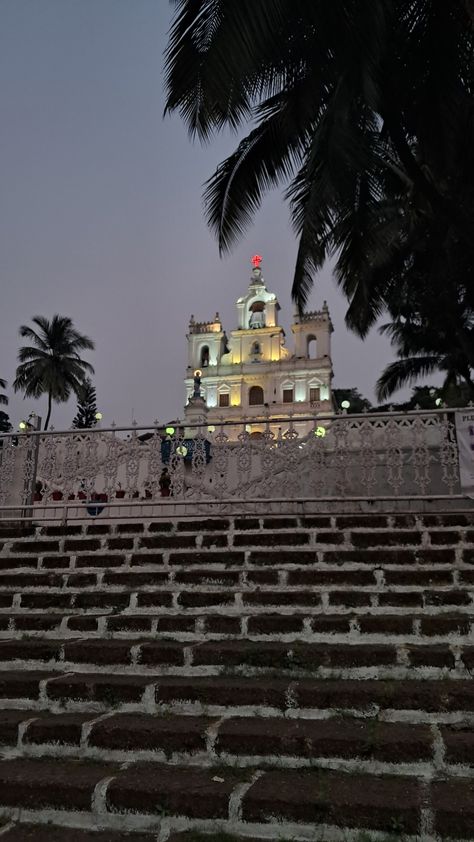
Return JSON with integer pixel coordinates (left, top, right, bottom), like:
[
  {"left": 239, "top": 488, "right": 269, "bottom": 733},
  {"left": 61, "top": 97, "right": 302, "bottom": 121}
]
[{"left": 184, "top": 258, "right": 334, "bottom": 435}]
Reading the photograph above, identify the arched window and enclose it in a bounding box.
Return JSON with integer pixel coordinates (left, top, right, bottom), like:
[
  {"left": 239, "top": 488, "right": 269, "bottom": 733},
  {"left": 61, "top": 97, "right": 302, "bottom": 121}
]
[
  {"left": 307, "top": 336, "right": 317, "bottom": 359},
  {"left": 249, "top": 301, "right": 265, "bottom": 329},
  {"left": 249, "top": 385, "right": 264, "bottom": 405},
  {"left": 200, "top": 346, "right": 210, "bottom": 367},
  {"left": 251, "top": 341, "right": 261, "bottom": 356}
]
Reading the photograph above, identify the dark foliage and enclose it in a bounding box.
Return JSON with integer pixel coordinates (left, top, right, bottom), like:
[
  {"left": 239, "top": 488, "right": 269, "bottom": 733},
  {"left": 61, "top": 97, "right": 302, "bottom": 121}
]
[{"left": 72, "top": 379, "right": 98, "bottom": 429}]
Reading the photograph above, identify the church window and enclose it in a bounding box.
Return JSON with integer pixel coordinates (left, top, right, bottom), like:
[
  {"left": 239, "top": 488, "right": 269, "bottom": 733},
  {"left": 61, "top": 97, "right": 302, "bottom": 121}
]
[
  {"left": 310, "top": 387, "right": 320, "bottom": 403},
  {"left": 283, "top": 388, "right": 294, "bottom": 403},
  {"left": 219, "top": 393, "right": 229, "bottom": 407},
  {"left": 251, "top": 341, "right": 261, "bottom": 355},
  {"left": 200, "top": 346, "right": 210, "bottom": 367},
  {"left": 249, "top": 385, "right": 264, "bottom": 405},
  {"left": 307, "top": 336, "right": 317, "bottom": 359}
]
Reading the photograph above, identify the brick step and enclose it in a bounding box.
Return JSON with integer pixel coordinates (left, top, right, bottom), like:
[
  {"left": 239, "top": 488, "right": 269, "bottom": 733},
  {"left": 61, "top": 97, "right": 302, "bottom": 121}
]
[
  {"left": 0, "top": 756, "right": 471, "bottom": 838},
  {"left": 0, "top": 825, "right": 158, "bottom": 841},
  {"left": 0, "top": 553, "right": 472, "bottom": 576},
  {"left": 0, "top": 611, "right": 472, "bottom": 640},
  {"left": 0, "top": 592, "right": 474, "bottom": 616},
  {"left": 4, "top": 523, "right": 474, "bottom": 546},
  {"left": 0, "top": 540, "right": 474, "bottom": 556},
  {"left": 2, "top": 511, "right": 473, "bottom": 539},
  {"left": 1, "top": 550, "right": 471, "bottom": 574},
  {"left": 0, "top": 708, "right": 465, "bottom": 770},
  {"left": 1, "top": 589, "right": 473, "bottom": 615},
  {"left": 0, "top": 827, "right": 256, "bottom": 842},
  {"left": 1, "top": 672, "right": 474, "bottom": 718},
  {"left": 0, "top": 637, "right": 469, "bottom": 674},
  {"left": 0, "top": 566, "right": 474, "bottom": 596},
  {"left": 10, "top": 709, "right": 474, "bottom": 776}
]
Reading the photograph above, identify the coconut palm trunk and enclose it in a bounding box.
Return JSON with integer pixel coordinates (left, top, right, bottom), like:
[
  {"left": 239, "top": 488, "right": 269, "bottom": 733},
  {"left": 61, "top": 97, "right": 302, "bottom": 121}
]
[{"left": 44, "top": 390, "right": 53, "bottom": 431}]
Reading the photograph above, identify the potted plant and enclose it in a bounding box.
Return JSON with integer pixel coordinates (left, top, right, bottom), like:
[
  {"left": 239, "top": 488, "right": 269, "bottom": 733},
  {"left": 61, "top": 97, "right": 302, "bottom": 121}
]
[
  {"left": 51, "top": 490, "right": 63, "bottom": 501},
  {"left": 115, "top": 483, "right": 126, "bottom": 499}
]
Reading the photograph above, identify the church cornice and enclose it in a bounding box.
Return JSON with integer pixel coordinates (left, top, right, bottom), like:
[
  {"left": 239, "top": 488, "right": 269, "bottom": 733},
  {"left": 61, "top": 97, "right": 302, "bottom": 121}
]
[{"left": 230, "top": 326, "right": 285, "bottom": 337}]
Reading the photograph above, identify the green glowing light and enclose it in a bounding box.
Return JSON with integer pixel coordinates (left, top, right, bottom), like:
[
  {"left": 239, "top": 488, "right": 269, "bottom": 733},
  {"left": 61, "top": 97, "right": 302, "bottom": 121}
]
[
  {"left": 165, "top": 426, "right": 175, "bottom": 436},
  {"left": 315, "top": 426, "right": 326, "bottom": 438}
]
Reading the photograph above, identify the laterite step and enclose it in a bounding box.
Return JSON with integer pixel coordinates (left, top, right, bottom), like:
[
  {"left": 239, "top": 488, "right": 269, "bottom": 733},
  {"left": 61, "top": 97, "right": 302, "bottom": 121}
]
[{"left": 0, "top": 511, "right": 473, "bottom": 840}]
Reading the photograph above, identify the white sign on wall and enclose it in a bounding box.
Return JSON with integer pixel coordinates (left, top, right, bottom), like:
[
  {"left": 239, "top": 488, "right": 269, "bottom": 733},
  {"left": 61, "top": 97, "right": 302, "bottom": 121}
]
[{"left": 455, "top": 411, "right": 474, "bottom": 497}]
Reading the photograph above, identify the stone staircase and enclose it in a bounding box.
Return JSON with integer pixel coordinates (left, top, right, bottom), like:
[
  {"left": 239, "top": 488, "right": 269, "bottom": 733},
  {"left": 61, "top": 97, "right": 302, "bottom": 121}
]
[{"left": 0, "top": 513, "right": 472, "bottom": 840}]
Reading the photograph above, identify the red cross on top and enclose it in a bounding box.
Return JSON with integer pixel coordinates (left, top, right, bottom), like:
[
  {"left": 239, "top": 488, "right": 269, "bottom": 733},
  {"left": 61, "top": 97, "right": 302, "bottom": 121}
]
[{"left": 251, "top": 254, "right": 262, "bottom": 268}]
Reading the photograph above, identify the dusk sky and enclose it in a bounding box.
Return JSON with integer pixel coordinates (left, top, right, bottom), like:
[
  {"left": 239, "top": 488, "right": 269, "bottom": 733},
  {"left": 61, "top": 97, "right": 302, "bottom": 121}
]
[{"left": 0, "top": 0, "right": 411, "bottom": 430}]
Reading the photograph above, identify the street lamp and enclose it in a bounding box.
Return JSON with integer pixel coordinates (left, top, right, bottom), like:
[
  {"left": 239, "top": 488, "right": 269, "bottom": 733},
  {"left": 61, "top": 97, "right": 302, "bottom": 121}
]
[{"left": 341, "top": 400, "right": 350, "bottom": 410}]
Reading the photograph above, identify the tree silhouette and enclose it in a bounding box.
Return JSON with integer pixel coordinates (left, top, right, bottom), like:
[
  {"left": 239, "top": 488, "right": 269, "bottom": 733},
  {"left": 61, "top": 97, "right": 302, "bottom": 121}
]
[
  {"left": 13, "top": 315, "right": 94, "bottom": 430},
  {"left": 72, "top": 379, "right": 98, "bottom": 429}
]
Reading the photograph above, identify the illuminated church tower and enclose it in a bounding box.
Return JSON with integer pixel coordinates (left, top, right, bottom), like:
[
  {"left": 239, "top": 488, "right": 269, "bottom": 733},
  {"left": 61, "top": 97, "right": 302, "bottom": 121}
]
[{"left": 184, "top": 256, "right": 333, "bottom": 433}]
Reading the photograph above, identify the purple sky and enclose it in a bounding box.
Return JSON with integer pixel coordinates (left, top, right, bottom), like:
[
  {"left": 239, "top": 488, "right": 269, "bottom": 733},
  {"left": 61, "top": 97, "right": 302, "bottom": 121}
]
[{"left": 0, "top": 0, "right": 413, "bottom": 430}]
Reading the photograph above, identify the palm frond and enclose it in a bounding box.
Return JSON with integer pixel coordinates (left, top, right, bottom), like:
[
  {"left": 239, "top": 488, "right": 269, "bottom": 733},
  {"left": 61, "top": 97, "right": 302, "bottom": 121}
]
[
  {"left": 376, "top": 356, "right": 441, "bottom": 401},
  {"left": 165, "top": 0, "right": 309, "bottom": 139},
  {"left": 203, "top": 81, "right": 325, "bottom": 254},
  {"left": 164, "top": 0, "right": 474, "bottom": 335}
]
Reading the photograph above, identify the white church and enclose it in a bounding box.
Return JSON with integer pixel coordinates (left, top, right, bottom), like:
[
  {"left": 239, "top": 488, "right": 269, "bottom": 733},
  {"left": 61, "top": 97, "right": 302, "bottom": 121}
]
[{"left": 183, "top": 256, "right": 334, "bottom": 435}]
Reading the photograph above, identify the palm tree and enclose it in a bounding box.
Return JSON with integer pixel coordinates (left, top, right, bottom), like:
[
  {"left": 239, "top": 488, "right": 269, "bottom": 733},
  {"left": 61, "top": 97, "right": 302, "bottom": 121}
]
[
  {"left": 13, "top": 315, "right": 95, "bottom": 430},
  {"left": 0, "top": 378, "right": 7, "bottom": 407},
  {"left": 164, "top": 2, "right": 474, "bottom": 314},
  {"left": 376, "top": 316, "right": 474, "bottom": 402}
]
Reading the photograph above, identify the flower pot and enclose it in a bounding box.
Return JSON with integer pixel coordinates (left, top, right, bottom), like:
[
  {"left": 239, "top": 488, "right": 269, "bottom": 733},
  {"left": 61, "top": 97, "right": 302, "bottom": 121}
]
[
  {"left": 115, "top": 490, "right": 126, "bottom": 499},
  {"left": 52, "top": 491, "right": 63, "bottom": 501}
]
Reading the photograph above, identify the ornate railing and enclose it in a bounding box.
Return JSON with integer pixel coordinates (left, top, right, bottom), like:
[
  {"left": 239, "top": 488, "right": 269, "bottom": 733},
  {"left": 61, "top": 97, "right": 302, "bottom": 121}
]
[{"left": 0, "top": 408, "right": 465, "bottom": 520}]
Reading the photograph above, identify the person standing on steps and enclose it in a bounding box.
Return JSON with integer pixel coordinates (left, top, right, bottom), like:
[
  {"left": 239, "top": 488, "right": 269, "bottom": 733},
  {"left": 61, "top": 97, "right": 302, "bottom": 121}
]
[{"left": 159, "top": 467, "right": 171, "bottom": 497}]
